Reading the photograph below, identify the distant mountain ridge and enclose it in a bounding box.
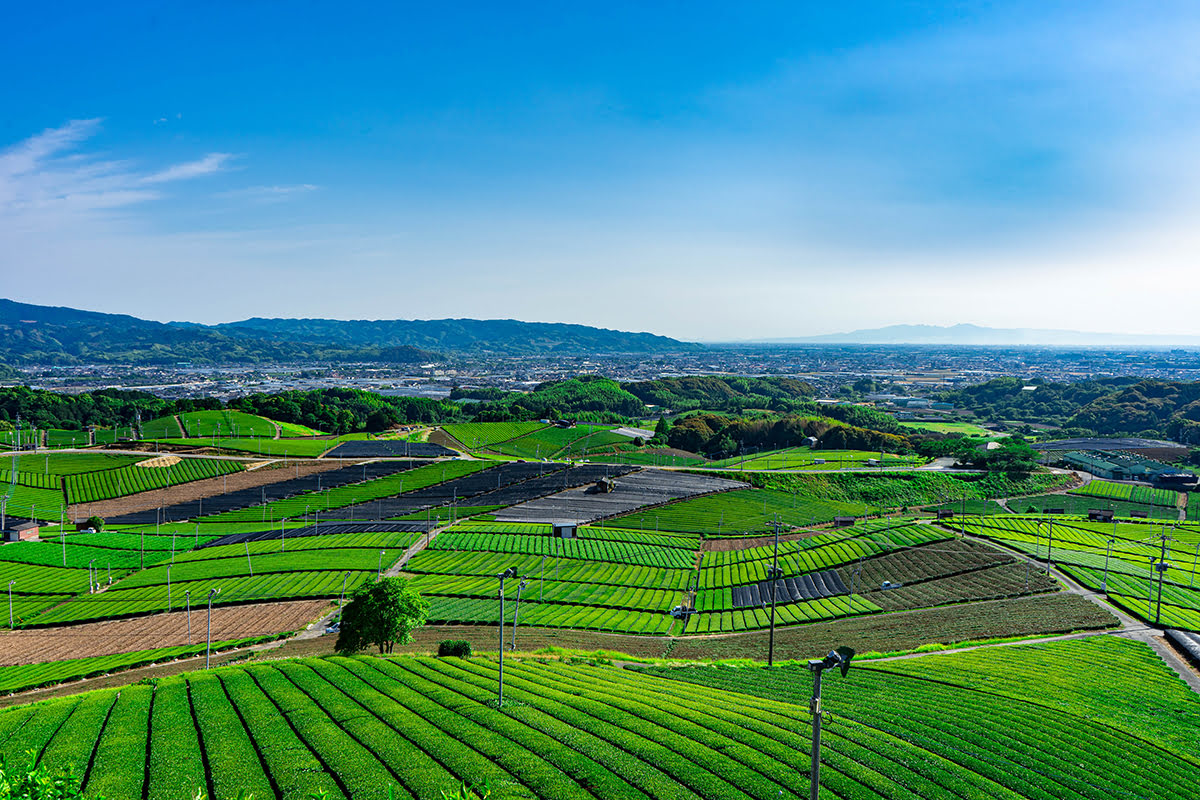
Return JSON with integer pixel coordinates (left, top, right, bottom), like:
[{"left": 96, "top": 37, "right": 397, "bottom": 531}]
[
  {"left": 0, "top": 299, "right": 697, "bottom": 365},
  {"left": 753, "top": 323, "right": 1200, "bottom": 346},
  {"left": 215, "top": 316, "right": 695, "bottom": 355}
]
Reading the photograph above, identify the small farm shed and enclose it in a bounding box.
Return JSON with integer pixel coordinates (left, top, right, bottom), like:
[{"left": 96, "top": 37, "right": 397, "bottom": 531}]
[
  {"left": 552, "top": 522, "right": 577, "bottom": 539},
  {"left": 3, "top": 521, "right": 40, "bottom": 543}
]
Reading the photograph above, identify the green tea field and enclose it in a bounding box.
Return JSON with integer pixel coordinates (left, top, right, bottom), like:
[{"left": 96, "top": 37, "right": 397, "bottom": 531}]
[{"left": 0, "top": 636, "right": 1195, "bottom": 799}]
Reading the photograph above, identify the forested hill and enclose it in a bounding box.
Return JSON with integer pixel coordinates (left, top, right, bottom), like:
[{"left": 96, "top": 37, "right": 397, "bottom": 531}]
[
  {"left": 0, "top": 299, "right": 697, "bottom": 364},
  {"left": 217, "top": 316, "right": 697, "bottom": 355},
  {"left": 938, "top": 376, "right": 1200, "bottom": 443},
  {"left": 1068, "top": 380, "right": 1200, "bottom": 442}
]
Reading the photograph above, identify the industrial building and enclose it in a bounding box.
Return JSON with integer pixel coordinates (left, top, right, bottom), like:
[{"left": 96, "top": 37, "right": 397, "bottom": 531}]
[{"left": 1059, "top": 450, "right": 1196, "bottom": 487}]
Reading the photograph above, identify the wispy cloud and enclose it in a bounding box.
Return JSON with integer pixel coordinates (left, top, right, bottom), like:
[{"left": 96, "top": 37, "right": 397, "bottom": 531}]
[
  {"left": 140, "top": 152, "right": 232, "bottom": 184},
  {"left": 214, "top": 183, "right": 317, "bottom": 202},
  {"left": 0, "top": 120, "right": 234, "bottom": 232}
]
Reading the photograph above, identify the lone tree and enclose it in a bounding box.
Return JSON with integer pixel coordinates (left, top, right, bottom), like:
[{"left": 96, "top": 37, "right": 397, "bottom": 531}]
[{"left": 335, "top": 577, "right": 430, "bottom": 655}]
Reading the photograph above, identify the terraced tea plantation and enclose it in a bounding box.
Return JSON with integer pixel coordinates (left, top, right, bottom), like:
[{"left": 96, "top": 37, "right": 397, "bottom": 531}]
[
  {"left": 705, "top": 447, "right": 928, "bottom": 471},
  {"left": 178, "top": 410, "right": 279, "bottom": 438},
  {"left": 0, "top": 637, "right": 276, "bottom": 694},
  {"left": 199, "top": 459, "right": 487, "bottom": 523},
  {"left": 441, "top": 421, "right": 550, "bottom": 449},
  {"left": 403, "top": 517, "right": 1056, "bottom": 636},
  {"left": 149, "top": 436, "right": 345, "bottom": 457},
  {"left": 486, "top": 424, "right": 632, "bottom": 460},
  {"left": 65, "top": 456, "right": 246, "bottom": 503},
  {"left": 1, "top": 636, "right": 1196, "bottom": 799},
  {"left": 406, "top": 521, "right": 696, "bottom": 634},
  {"left": 641, "top": 635, "right": 1200, "bottom": 800},
  {"left": 596, "top": 487, "right": 869, "bottom": 535},
  {"left": 0, "top": 451, "right": 249, "bottom": 515},
  {"left": 947, "top": 514, "right": 1200, "bottom": 630},
  {"left": 1007, "top": 492, "right": 1182, "bottom": 519},
  {"left": 1069, "top": 479, "right": 1180, "bottom": 508},
  {"left": 0, "top": 524, "right": 419, "bottom": 627}
]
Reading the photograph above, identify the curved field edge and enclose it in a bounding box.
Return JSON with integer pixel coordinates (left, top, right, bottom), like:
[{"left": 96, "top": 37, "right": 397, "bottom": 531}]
[
  {"left": 0, "top": 636, "right": 1196, "bottom": 799},
  {"left": 0, "top": 634, "right": 287, "bottom": 696}
]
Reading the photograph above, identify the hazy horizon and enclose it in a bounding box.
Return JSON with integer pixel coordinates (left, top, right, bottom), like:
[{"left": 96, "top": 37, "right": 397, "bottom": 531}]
[{"left": 5, "top": 2, "right": 1200, "bottom": 341}]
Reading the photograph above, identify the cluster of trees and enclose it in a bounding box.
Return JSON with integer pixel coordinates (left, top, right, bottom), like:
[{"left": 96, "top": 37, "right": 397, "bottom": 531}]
[
  {"left": 462, "top": 375, "right": 905, "bottom": 426},
  {"left": 0, "top": 386, "right": 217, "bottom": 431},
  {"left": 0, "top": 386, "right": 467, "bottom": 435},
  {"left": 470, "top": 376, "right": 645, "bottom": 422},
  {"left": 934, "top": 377, "right": 1138, "bottom": 426},
  {"left": 624, "top": 376, "right": 816, "bottom": 413},
  {"left": 1066, "top": 380, "right": 1200, "bottom": 442},
  {"left": 335, "top": 577, "right": 429, "bottom": 655},
  {"left": 910, "top": 432, "right": 1041, "bottom": 474},
  {"left": 657, "top": 412, "right": 911, "bottom": 459},
  {"left": 232, "top": 388, "right": 465, "bottom": 433},
  {"left": 0, "top": 373, "right": 914, "bottom": 438}
]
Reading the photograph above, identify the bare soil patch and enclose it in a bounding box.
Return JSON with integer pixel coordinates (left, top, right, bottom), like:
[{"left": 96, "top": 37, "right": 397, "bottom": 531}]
[
  {"left": 136, "top": 454, "right": 182, "bottom": 468},
  {"left": 0, "top": 599, "right": 331, "bottom": 666},
  {"left": 427, "top": 429, "right": 465, "bottom": 450}
]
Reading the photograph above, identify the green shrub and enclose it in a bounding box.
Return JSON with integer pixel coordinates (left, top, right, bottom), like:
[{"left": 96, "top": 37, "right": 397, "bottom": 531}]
[
  {"left": 438, "top": 639, "right": 473, "bottom": 657},
  {"left": 0, "top": 756, "right": 85, "bottom": 800}
]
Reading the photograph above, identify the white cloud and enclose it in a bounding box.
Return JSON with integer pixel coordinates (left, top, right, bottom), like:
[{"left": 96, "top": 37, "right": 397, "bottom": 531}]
[
  {"left": 140, "top": 152, "right": 232, "bottom": 184},
  {"left": 214, "top": 183, "right": 317, "bottom": 202},
  {"left": 0, "top": 120, "right": 234, "bottom": 235}
]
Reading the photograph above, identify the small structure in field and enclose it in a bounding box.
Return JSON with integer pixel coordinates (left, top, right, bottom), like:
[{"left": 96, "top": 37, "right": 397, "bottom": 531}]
[{"left": 3, "top": 521, "right": 41, "bottom": 543}]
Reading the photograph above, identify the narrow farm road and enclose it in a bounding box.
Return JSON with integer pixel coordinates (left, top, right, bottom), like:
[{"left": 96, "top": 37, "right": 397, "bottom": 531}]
[
  {"left": 287, "top": 523, "right": 450, "bottom": 644},
  {"left": 955, "top": 528, "right": 1200, "bottom": 693},
  {"left": 386, "top": 524, "right": 446, "bottom": 575}
]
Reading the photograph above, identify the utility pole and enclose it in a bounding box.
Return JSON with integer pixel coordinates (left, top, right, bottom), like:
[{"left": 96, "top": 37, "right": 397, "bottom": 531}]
[
  {"left": 1102, "top": 538, "right": 1116, "bottom": 594},
  {"left": 807, "top": 647, "right": 855, "bottom": 800},
  {"left": 496, "top": 567, "right": 517, "bottom": 705},
  {"left": 1191, "top": 542, "right": 1200, "bottom": 589},
  {"left": 185, "top": 590, "right": 191, "bottom": 644},
  {"left": 205, "top": 588, "right": 220, "bottom": 668},
  {"left": 767, "top": 516, "right": 783, "bottom": 667},
  {"left": 511, "top": 578, "right": 529, "bottom": 650},
  {"left": 1154, "top": 532, "right": 1172, "bottom": 626},
  {"left": 845, "top": 559, "right": 863, "bottom": 614},
  {"left": 1045, "top": 516, "right": 1054, "bottom": 572},
  {"left": 338, "top": 571, "right": 351, "bottom": 621}
]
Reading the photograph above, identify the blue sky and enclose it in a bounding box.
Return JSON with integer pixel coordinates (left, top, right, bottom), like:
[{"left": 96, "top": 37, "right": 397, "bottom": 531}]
[{"left": 3, "top": 2, "right": 1200, "bottom": 340}]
